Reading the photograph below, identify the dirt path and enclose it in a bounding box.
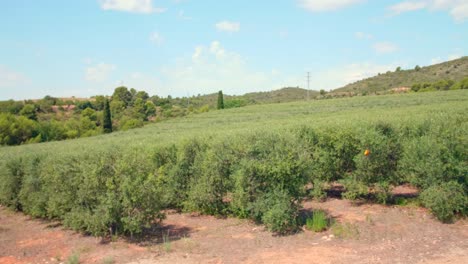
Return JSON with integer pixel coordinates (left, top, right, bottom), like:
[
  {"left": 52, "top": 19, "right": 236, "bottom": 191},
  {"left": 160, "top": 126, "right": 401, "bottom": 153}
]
[{"left": 1, "top": 199, "right": 467, "bottom": 264}]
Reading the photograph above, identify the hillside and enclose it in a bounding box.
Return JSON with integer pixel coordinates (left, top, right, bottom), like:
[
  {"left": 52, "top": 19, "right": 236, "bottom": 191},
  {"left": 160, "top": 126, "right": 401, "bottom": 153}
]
[
  {"left": 186, "top": 87, "right": 319, "bottom": 108},
  {"left": 334, "top": 56, "right": 468, "bottom": 93}
]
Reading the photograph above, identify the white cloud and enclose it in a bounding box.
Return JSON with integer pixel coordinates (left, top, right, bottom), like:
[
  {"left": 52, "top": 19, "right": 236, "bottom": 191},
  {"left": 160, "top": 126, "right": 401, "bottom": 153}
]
[
  {"left": 158, "top": 41, "right": 295, "bottom": 96},
  {"left": 448, "top": 54, "right": 462, "bottom": 60},
  {"left": 298, "top": 0, "right": 364, "bottom": 12},
  {"left": 0, "top": 65, "right": 29, "bottom": 88},
  {"left": 355, "top": 31, "right": 373, "bottom": 40},
  {"left": 388, "top": 1, "right": 427, "bottom": 15},
  {"left": 192, "top": 46, "right": 203, "bottom": 60},
  {"left": 215, "top": 21, "right": 241, "bottom": 32},
  {"left": 373, "top": 42, "right": 399, "bottom": 54},
  {"left": 450, "top": 2, "right": 468, "bottom": 22},
  {"left": 431, "top": 57, "right": 442, "bottom": 64},
  {"left": 85, "top": 63, "right": 116, "bottom": 82},
  {"left": 98, "top": 0, "right": 166, "bottom": 14},
  {"left": 388, "top": 1, "right": 468, "bottom": 22},
  {"left": 310, "top": 62, "right": 397, "bottom": 90},
  {"left": 149, "top": 31, "right": 164, "bottom": 45}
]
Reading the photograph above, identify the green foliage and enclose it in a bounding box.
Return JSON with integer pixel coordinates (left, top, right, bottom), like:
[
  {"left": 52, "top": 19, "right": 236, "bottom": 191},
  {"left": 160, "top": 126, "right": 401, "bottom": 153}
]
[
  {"left": 19, "top": 104, "right": 37, "bottom": 120},
  {"left": 0, "top": 113, "right": 39, "bottom": 145},
  {"left": 119, "top": 118, "right": 144, "bottom": 131},
  {"left": 217, "top": 90, "right": 224, "bottom": 110},
  {"left": 252, "top": 189, "right": 301, "bottom": 234},
  {"left": 0, "top": 90, "right": 467, "bottom": 238},
  {"left": 224, "top": 99, "right": 247, "bottom": 109},
  {"left": 103, "top": 99, "right": 112, "bottom": 133},
  {"left": 420, "top": 181, "right": 467, "bottom": 222},
  {"left": 451, "top": 77, "right": 468, "bottom": 90},
  {"left": 112, "top": 86, "right": 132, "bottom": 107},
  {"left": 310, "top": 180, "right": 327, "bottom": 201},
  {"left": 341, "top": 178, "right": 368, "bottom": 200},
  {"left": 305, "top": 210, "right": 329, "bottom": 232}
]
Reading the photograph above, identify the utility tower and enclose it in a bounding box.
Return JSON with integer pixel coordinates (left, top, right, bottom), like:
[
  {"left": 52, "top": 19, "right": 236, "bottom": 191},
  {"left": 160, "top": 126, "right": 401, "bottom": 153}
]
[{"left": 306, "top": 72, "right": 310, "bottom": 101}]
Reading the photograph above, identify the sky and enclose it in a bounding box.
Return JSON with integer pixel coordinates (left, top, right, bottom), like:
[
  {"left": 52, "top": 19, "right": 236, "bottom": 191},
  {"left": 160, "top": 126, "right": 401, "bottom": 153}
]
[{"left": 0, "top": 0, "right": 467, "bottom": 100}]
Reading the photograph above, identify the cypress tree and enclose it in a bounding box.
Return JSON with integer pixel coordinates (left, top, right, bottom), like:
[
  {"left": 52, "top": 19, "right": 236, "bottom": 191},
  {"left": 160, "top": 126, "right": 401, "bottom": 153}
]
[
  {"left": 217, "top": 90, "right": 224, "bottom": 110},
  {"left": 103, "top": 98, "right": 113, "bottom": 133}
]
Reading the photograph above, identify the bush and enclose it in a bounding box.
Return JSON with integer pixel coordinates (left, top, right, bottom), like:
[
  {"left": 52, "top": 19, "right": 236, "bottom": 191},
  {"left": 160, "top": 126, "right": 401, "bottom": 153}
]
[
  {"left": 341, "top": 177, "right": 368, "bottom": 200},
  {"left": 183, "top": 146, "right": 232, "bottom": 215},
  {"left": 252, "top": 189, "right": 301, "bottom": 234},
  {"left": 352, "top": 123, "right": 401, "bottom": 185},
  {"left": 420, "top": 181, "right": 467, "bottom": 222}
]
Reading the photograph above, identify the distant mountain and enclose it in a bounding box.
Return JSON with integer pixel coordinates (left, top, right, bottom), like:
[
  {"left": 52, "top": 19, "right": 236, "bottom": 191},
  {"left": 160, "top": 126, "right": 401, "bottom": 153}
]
[{"left": 333, "top": 56, "right": 468, "bottom": 93}]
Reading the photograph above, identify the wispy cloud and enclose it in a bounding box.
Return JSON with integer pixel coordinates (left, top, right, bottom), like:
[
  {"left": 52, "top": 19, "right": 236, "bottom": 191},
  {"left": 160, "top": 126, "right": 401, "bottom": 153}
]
[
  {"left": 0, "top": 65, "right": 29, "bottom": 88},
  {"left": 85, "top": 63, "right": 116, "bottom": 82},
  {"left": 298, "top": 0, "right": 365, "bottom": 12},
  {"left": 373, "top": 42, "right": 399, "bottom": 54},
  {"left": 310, "top": 62, "right": 398, "bottom": 90},
  {"left": 159, "top": 41, "right": 294, "bottom": 96},
  {"left": 149, "top": 31, "right": 164, "bottom": 45},
  {"left": 98, "top": 0, "right": 167, "bottom": 14},
  {"left": 215, "top": 21, "right": 241, "bottom": 32},
  {"left": 388, "top": 1, "right": 468, "bottom": 22},
  {"left": 177, "top": 10, "right": 192, "bottom": 20},
  {"left": 355, "top": 31, "right": 373, "bottom": 40},
  {"left": 388, "top": 1, "right": 427, "bottom": 15}
]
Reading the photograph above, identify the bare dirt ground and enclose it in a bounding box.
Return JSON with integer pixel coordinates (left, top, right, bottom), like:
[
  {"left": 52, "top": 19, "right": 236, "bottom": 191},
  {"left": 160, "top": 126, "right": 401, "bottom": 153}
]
[{"left": 1, "top": 197, "right": 467, "bottom": 264}]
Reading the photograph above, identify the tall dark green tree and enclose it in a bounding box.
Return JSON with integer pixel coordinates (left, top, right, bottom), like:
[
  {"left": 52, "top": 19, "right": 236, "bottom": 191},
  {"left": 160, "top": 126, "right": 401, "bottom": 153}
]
[
  {"left": 217, "top": 90, "right": 224, "bottom": 110},
  {"left": 103, "top": 99, "right": 112, "bottom": 133}
]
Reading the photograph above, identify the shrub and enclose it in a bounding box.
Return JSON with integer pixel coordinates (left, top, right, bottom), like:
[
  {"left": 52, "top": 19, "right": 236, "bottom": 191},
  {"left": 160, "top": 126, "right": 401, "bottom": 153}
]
[
  {"left": 183, "top": 147, "right": 232, "bottom": 215},
  {"left": 420, "top": 181, "right": 467, "bottom": 222},
  {"left": 352, "top": 123, "right": 401, "bottom": 185},
  {"left": 341, "top": 177, "right": 368, "bottom": 200},
  {"left": 252, "top": 189, "right": 301, "bottom": 234},
  {"left": 310, "top": 180, "right": 327, "bottom": 201}
]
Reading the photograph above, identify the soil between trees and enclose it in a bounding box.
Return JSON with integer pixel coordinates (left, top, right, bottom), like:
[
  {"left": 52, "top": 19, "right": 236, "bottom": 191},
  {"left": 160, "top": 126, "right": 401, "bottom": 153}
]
[{"left": 1, "top": 198, "right": 467, "bottom": 264}]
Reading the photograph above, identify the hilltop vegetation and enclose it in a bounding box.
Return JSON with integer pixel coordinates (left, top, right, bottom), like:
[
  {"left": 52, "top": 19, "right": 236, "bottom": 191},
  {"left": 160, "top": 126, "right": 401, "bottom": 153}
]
[
  {"left": 1, "top": 90, "right": 466, "bottom": 236},
  {"left": 0, "top": 87, "right": 318, "bottom": 146},
  {"left": 334, "top": 56, "right": 468, "bottom": 93}
]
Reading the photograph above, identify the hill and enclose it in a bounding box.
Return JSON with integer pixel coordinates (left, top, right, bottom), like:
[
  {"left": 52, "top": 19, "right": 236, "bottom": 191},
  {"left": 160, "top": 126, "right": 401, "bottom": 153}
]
[
  {"left": 184, "top": 87, "right": 319, "bottom": 109},
  {"left": 333, "top": 56, "right": 468, "bottom": 93}
]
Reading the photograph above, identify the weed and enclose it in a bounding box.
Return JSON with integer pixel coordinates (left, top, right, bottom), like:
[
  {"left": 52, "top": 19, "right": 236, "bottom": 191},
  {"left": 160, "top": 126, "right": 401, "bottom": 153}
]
[
  {"left": 331, "top": 222, "right": 360, "bottom": 239},
  {"left": 66, "top": 252, "right": 80, "bottom": 264},
  {"left": 162, "top": 231, "right": 171, "bottom": 252},
  {"left": 365, "top": 214, "right": 374, "bottom": 225},
  {"left": 101, "top": 256, "right": 115, "bottom": 264}
]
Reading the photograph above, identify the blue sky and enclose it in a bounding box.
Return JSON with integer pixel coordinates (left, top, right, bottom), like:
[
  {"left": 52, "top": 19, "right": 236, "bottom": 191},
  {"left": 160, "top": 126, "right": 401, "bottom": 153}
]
[{"left": 0, "top": 0, "right": 467, "bottom": 100}]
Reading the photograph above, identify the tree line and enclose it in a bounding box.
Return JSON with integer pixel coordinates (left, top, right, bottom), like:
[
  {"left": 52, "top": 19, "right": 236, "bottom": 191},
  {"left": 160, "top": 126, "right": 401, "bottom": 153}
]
[{"left": 0, "top": 87, "right": 230, "bottom": 146}]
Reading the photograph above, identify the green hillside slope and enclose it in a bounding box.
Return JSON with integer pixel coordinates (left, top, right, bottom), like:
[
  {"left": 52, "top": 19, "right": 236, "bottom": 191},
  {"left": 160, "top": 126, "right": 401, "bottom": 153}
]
[{"left": 334, "top": 56, "right": 468, "bottom": 93}]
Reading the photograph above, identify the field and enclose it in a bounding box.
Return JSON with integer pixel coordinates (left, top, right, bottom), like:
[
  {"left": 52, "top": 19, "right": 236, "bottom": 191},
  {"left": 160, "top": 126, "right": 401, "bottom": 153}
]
[{"left": 0, "top": 90, "right": 467, "bottom": 262}]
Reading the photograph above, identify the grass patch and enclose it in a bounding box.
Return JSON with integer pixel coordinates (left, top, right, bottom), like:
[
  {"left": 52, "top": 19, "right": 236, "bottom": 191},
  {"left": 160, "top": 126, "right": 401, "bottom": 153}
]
[
  {"left": 305, "top": 210, "right": 329, "bottom": 232},
  {"left": 331, "top": 222, "right": 360, "bottom": 239},
  {"left": 162, "top": 231, "right": 171, "bottom": 253},
  {"left": 65, "top": 252, "right": 80, "bottom": 264},
  {"left": 101, "top": 256, "right": 115, "bottom": 264}
]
